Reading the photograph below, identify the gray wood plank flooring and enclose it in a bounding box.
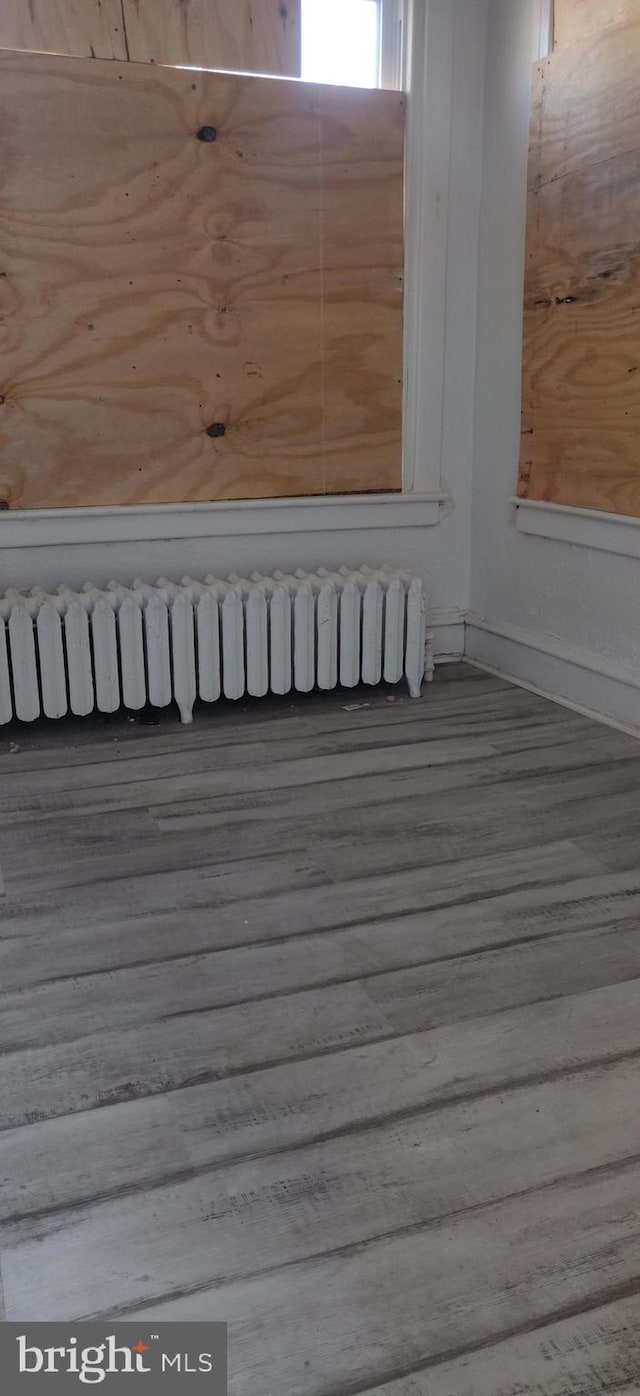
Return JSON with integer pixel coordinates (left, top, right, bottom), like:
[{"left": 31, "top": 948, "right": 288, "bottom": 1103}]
[{"left": 1, "top": 664, "right": 640, "bottom": 1394}]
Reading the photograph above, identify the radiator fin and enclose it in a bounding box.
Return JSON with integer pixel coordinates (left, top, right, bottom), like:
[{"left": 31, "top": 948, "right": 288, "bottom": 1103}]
[
  {"left": 9, "top": 604, "right": 40, "bottom": 722},
  {"left": 340, "top": 580, "right": 361, "bottom": 689},
  {"left": 362, "top": 579, "right": 384, "bottom": 687},
  {"left": 92, "top": 599, "right": 120, "bottom": 714},
  {"left": 0, "top": 618, "right": 13, "bottom": 726},
  {"left": 221, "top": 589, "right": 245, "bottom": 703},
  {"left": 119, "top": 596, "right": 146, "bottom": 712},
  {"left": 270, "top": 585, "right": 292, "bottom": 696},
  {"left": 317, "top": 581, "right": 338, "bottom": 691},
  {"left": 171, "top": 593, "right": 197, "bottom": 725},
  {"left": 145, "top": 595, "right": 172, "bottom": 710},
  {"left": 294, "top": 584, "right": 315, "bottom": 693},
  {"left": 37, "top": 603, "right": 67, "bottom": 720},
  {"left": 66, "top": 600, "right": 94, "bottom": 716},
  {"left": 196, "top": 591, "right": 221, "bottom": 704}
]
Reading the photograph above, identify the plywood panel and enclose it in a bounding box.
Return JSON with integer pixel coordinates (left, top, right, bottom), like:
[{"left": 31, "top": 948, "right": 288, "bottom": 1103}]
[
  {"left": 0, "top": 50, "right": 403, "bottom": 509},
  {"left": 519, "top": 150, "right": 640, "bottom": 513},
  {"left": 0, "top": 0, "right": 127, "bottom": 60},
  {"left": 554, "top": 0, "right": 640, "bottom": 48},
  {"left": 123, "top": 0, "right": 301, "bottom": 77},
  {"left": 518, "top": 17, "right": 640, "bottom": 515},
  {"left": 529, "top": 23, "right": 640, "bottom": 191},
  {"left": 0, "top": 0, "right": 300, "bottom": 75}
]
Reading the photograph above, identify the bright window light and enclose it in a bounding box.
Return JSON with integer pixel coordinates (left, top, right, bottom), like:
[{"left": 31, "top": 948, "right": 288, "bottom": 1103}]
[{"left": 301, "top": 0, "right": 380, "bottom": 89}]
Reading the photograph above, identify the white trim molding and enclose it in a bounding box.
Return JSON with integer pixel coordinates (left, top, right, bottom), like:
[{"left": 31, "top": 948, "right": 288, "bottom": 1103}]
[
  {"left": 532, "top": 0, "right": 554, "bottom": 60},
  {"left": 402, "top": 0, "right": 456, "bottom": 494},
  {"left": 0, "top": 490, "right": 447, "bottom": 549},
  {"left": 465, "top": 612, "right": 640, "bottom": 735},
  {"left": 513, "top": 497, "right": 640, "bottom": 559},
  {"left": 379, "top": 0, "right": 406, "bottom": 89}
]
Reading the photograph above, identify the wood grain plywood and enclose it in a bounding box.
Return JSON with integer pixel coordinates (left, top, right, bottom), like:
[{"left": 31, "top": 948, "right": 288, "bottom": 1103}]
[
  {"left": 0, "top": 0, "right": 127, "bottom": 60},
  {"left": 0, "top": 0, "right": 299, "bottom": 75},
  {"left": 519, "top": 18, "right": 640, "bottom": 515},
  {"left": 554, "top": 0, "right": 640, "bottom": 48},
  {"left": 519, "top": 150, "right": 640, "bottom": 514},
  {"left": 529, "top": 24, "right": 640, "bottom": 191},
  {"left": 0, "top": 50, "right": 403, "bottom": 509},
  {"left": 122, "top": 0, "right": 301, "bottom": 78}
]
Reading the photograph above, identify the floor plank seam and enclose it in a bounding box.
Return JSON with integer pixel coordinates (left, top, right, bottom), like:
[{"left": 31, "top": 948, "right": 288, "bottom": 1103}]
[
  {"left": 3, "top": 1045, "right": 640, "bottom": 1226},
  {"left": 3, "top": 1027, "right": 640, "bottom": 1146},
  {"left": 70, "top": 1148, "right": 640, "bottom": 1325}
]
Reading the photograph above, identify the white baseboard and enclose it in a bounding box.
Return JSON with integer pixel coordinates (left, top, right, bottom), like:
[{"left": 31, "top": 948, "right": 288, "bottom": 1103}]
[{"left": 465, "top": 613, "right": 640, "bottom": 737}]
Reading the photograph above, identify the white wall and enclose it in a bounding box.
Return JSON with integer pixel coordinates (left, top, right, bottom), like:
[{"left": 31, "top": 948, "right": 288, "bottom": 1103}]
[
  {"left": 468, "top": 0, "right": 640, "bottom": 730},
  {"left": 0, "top": 517, "right": 464, "bottom": 657},
  {"left": 0, "top": 522, "right": 427, "bottom": 594}
]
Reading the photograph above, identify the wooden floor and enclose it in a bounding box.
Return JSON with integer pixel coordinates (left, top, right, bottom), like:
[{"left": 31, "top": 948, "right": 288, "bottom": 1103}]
[{"left": 2, "top": 663, "right": 640, "bottom": 1392}]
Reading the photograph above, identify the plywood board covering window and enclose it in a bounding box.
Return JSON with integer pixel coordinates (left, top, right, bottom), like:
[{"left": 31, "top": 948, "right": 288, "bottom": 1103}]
[
  {"left": 0, "top": 0, "right": 128, "bottom": 61},
  {"left": 518, "top": 7, "right": 640, "bottom": 516},
  {"left": 553, "top": 0, "right": 640, "bottom": 49},
  {"left": 0, "top": 50, "right": 403, "bottom": 509},
  {"left": 0, "top": 1, "right": 302, "bottom": 77},
  {"left": 122, "top": 1, "right": 301, "bottom": 77}
]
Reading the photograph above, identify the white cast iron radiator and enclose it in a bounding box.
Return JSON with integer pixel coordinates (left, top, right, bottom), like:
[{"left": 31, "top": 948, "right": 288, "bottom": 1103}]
[{"left": 0, "top": 566, "right": 429, "bottom": 726}]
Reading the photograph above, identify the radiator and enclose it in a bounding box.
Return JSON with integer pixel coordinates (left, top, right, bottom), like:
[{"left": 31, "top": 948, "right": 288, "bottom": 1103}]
[{"left": 0, "top": 566, "right": 429, "bottom": 726}]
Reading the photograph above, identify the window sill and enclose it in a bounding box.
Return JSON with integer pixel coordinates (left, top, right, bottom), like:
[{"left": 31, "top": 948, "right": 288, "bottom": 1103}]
[
  {"left": 0, "top": 491, "right": 447, "bottom": 548},
  {"left": 512, "top": 497, "right": 640, "bottom": 560}
]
